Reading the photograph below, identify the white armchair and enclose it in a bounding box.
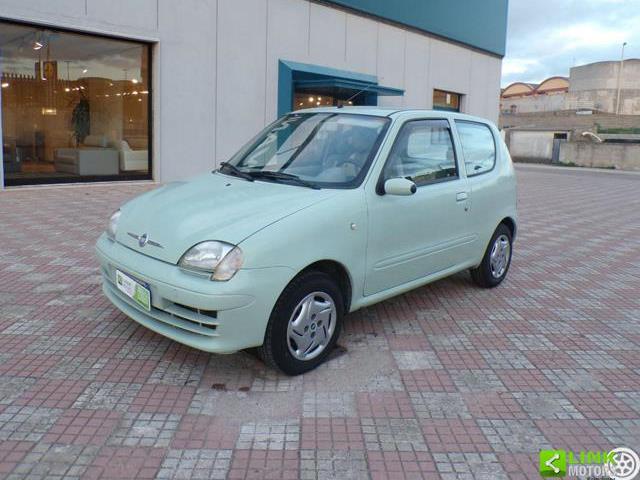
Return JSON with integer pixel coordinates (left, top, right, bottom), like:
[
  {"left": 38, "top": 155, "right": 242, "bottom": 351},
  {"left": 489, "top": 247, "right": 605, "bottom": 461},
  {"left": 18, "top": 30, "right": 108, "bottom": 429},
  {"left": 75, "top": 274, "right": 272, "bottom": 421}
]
[
  {"left": 54, "top": 135, "right": 119, "bottom": 176},
  {"left": 118, "top": 140, "right": 149, "bottom": 172}
]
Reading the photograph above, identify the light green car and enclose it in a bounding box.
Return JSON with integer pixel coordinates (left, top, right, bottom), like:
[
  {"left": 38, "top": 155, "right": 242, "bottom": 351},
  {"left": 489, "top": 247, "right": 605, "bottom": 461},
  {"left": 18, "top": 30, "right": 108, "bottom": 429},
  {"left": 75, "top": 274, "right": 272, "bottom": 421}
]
[{"left": 96, "top": 108, "right": 517, "bottom": 374}]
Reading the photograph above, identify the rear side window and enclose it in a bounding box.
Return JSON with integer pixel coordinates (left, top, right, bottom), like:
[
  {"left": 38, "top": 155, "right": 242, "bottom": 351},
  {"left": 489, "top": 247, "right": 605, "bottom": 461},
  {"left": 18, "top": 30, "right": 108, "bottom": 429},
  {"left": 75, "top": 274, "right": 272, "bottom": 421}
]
[
  {"left": 455, "top": 121, "right": 496, "bottom": 176},
  {"left": 383, "top": 119, "right": 458, "bottom": 186}
]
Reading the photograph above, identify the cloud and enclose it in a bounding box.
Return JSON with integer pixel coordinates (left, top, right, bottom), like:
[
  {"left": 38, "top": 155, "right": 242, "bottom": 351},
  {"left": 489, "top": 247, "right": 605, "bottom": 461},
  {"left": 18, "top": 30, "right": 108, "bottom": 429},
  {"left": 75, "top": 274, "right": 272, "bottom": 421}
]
[
  {"left": 502, "top": 0, "right": 640, "bottom": 86},
  {"left": 501, "top": 58, "right": 542, "bottom": 76},
  {"left": 550, "top": 23, "right": 626, "bottom": 51}
]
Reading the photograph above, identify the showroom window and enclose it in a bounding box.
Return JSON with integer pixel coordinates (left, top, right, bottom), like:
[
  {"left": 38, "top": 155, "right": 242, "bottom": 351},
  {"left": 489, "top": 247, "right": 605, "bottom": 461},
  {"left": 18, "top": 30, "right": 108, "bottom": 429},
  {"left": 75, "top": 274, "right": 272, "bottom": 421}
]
[
  {"left": 0, "top": 21, "right": 151, "bottom": 186},
  {"left": 455, "top": 121, "right": 496, "bottom": 176},
  {"left": 433, "top": 89, "right": 461, "bottom": 112}
]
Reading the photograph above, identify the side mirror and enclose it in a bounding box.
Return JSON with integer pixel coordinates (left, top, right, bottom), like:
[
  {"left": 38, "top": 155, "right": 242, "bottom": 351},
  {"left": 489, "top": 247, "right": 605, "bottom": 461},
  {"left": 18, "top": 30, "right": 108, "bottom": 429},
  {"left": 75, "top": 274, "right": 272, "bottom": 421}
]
[{"left": 383, "top": 177, "right": 417, "bottom": 196}]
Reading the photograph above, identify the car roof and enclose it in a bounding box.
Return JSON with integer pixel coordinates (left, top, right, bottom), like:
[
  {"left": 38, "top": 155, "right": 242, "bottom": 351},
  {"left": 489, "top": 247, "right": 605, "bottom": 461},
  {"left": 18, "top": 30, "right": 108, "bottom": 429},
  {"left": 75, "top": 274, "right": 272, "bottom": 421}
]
[{"left": 295, "top": 107, "right": 493, "bottom": 125}]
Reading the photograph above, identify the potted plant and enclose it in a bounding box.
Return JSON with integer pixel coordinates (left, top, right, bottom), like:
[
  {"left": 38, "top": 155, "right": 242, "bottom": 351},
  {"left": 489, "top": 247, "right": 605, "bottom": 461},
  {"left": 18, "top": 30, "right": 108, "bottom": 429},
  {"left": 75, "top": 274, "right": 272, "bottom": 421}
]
[{"left": 71, "top": 94, "right": 90, "bottom": 145}]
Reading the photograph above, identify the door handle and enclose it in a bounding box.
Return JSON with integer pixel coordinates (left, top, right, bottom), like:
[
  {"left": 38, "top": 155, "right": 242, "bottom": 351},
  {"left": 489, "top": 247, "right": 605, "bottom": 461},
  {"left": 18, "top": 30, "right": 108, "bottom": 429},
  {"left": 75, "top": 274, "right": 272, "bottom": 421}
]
[{"left": 456, "top": 192, "right": 469, "bottom": 202}]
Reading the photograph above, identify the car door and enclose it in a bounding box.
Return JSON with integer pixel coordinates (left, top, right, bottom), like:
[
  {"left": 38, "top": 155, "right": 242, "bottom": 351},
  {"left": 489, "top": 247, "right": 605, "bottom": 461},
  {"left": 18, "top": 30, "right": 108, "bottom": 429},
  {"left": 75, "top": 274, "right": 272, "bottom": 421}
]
[
  {"left": 453, "top": 120, "right": 501, "bottom": 262},
  {"left": 364, "top": 118, "right": 474, "bottom": 296}
]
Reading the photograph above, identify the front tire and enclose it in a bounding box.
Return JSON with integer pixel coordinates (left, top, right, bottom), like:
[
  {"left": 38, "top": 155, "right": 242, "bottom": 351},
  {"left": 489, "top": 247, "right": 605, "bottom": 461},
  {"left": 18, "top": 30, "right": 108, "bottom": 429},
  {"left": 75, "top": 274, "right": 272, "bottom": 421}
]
[
  {"left": 259, "top": 271, "right": 344, "bottom": 375},
  {"left": 470, "top": 224, "right": 513, "bottom": 288}
]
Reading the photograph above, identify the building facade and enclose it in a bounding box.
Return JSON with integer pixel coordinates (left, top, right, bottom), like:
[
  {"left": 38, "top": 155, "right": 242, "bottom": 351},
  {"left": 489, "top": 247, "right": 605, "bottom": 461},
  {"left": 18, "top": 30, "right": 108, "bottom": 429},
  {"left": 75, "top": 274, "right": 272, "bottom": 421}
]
[
  {"left": 500, "top": 77, "right": 569, "bottom": 114},
  {"left": 0, "top": 0, "right": 508, "bottom": 187}
]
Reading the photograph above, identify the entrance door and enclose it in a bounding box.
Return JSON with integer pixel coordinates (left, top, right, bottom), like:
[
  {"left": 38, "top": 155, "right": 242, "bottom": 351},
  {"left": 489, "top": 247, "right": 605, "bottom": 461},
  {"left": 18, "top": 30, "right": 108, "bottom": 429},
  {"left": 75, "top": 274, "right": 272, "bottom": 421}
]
[
  {"left": 364, "top": 119, "right": 473, "bottom": 296},
  {"left": 551, "top": 133, "right": 567, "bottom": 163}
]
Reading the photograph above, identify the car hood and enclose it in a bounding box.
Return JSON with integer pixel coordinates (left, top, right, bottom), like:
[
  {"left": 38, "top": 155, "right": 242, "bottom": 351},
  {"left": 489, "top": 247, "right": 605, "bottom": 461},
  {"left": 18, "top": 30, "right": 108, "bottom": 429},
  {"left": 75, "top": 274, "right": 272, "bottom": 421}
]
[{"left": 116, "top": 172, "right": 337, "bottom": 264}]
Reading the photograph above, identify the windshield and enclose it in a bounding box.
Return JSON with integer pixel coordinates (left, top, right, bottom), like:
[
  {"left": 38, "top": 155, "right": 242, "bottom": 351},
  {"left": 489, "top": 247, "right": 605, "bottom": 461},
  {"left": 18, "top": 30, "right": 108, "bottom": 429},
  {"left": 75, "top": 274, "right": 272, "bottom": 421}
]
[{"left": 224, "top": 112, "right": 390, "bottom": 188}]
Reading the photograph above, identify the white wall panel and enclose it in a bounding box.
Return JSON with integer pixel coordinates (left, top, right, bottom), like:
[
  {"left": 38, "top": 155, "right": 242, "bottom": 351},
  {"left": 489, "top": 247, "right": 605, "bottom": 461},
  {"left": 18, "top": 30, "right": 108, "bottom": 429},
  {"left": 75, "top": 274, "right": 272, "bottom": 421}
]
[
  {"left": 429, "top": 38, "right": 471, "bottom": 98},
  {"left": 215, "top": 0, "right": 268, "bottom": 162},
  {"left": 376, "top": 24, "right": 405, "bottom": 89},
  {"left": 309, "top": 2, "right": 347, "bottom": 69},
  {"left": 485, "top": 56, "right": 502, "bottom": 123},
  {"left": 0, "top": 0, "right": 85, "bottom": 22},
  {"left": 264, "top": 0, "right": 310, "bottom": 121},
  {"left": 466, "top": 53, "right": 490, "bottom": 116},
  {"left": 345, "top": 13, "right": 378, "bottom": 75},
  {"left": 376, "top": 24, "right": 405, "bottom": 108},
  {"left": 87, "top": 0, "right": 157, "bottom": 31},
  {"left": 156, "top": 0, "right": 217, "bottom": 181},
  {"left": 403, "top": 32, "right": 430, "bottom": 109}
]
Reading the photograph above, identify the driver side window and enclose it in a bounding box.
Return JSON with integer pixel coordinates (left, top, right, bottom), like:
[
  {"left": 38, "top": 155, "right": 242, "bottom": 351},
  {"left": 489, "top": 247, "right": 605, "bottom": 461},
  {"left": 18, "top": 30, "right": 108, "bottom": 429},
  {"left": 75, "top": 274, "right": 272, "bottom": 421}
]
[{"left": 383, "top": 119, "right": 458, "bottom": 186}]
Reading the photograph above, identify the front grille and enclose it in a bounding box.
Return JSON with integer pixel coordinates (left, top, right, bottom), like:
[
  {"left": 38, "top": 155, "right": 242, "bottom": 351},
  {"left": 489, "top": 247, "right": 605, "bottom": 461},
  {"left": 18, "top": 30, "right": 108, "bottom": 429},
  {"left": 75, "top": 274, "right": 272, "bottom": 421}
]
[
  {"left": 174, "top": 303, "right": 218, "bottom": 319},
  {"left": 102, "top": 268, "right": 219, "bottom": 338}
]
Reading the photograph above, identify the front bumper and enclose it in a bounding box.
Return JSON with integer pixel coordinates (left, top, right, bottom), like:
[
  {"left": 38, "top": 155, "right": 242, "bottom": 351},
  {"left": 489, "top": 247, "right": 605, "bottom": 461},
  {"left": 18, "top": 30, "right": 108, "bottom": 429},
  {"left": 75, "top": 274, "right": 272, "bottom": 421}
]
[{"left": 96, "top": 234, "right": 294, "bottom": 353}]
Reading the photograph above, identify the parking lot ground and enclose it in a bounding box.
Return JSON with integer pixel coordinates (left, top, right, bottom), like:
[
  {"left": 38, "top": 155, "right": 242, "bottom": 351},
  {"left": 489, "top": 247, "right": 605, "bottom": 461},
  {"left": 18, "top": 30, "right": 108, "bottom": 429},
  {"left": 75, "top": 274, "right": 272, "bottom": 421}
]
[{"left": 0, "top": 164, "right": 639, "bottom": 479}]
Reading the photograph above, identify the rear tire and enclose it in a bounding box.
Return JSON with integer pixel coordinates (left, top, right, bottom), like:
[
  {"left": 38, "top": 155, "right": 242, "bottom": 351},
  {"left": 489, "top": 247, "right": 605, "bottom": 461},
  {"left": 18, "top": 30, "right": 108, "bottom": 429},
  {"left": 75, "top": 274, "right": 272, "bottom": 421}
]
[
  {"left": 470, "top": 224, "right": 513, "bottom": 288},
  {"left": 259, "top": 271, "right": 344, "bottom": 375}
]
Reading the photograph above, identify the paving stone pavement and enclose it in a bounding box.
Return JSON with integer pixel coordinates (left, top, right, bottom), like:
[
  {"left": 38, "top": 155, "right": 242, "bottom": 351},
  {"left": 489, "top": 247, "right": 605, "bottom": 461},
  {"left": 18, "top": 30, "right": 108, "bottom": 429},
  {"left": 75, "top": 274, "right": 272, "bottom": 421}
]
[{"left": 0, "top": 165, "right": 639, "bottom": 479}]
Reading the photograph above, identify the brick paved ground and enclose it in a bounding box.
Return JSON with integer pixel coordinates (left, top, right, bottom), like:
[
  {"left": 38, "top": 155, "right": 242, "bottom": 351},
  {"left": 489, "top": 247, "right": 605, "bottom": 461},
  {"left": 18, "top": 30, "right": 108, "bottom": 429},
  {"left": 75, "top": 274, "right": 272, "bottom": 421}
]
[{"left": 0, "top": 164, "right": 639, "bottom": 479}]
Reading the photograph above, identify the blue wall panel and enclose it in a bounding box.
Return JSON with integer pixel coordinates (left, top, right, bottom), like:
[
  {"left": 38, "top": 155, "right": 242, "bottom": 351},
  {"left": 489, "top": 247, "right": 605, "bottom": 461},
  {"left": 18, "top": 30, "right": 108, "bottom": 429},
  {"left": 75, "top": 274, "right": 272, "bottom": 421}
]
[{"left": 322, "top": 0, "right": 508, "bottom": 56}]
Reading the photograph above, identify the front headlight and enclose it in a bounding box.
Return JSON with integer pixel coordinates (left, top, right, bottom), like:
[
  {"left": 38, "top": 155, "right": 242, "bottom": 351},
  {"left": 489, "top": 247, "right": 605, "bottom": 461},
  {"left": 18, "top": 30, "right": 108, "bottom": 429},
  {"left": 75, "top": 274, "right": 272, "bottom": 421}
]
[
  {"left": 106, "top": 209, "right": 121, "bottom": 240},
  {"left": 178, "top": 241, "right": 244, "bottom": 281}
]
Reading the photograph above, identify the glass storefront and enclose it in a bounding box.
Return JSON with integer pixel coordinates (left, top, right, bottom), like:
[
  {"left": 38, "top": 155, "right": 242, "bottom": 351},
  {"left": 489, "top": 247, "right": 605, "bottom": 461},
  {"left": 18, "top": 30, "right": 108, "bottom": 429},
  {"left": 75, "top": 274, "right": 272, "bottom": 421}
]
[
  {"left": 0, "top": 21, "right": 151, "bottom": 185},
  {"left": 292, "top": 86, "right": 371, "bottom": 112}
]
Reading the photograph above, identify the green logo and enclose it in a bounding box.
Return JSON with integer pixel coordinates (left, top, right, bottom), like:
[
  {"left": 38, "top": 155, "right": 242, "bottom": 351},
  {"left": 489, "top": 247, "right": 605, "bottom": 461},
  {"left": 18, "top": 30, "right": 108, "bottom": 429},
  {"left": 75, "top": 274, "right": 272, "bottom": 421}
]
[{"left": 540, "top": 450, "right": 567, "bottom": 477}]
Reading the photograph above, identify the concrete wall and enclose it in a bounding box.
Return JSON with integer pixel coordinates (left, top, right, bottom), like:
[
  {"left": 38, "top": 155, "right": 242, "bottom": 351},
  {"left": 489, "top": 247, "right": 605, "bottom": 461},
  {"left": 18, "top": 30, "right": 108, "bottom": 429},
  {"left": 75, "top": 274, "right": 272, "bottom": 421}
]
[
  {"left": 569, "top": 60, "right": 640, "bottom": 92},
  {"left": 559, "top": 142, "right": 640, "bottom": 171},
  {"left": 0, "top": 0, "right": 502, "bottom": 183},
  {"left": 501, "top": 93, "right": 567, "bottom": 114},
  {"left": 500, "top": 110, "right": 640, "bottom": 133},
  {"left": 508, "top": 130, "right": 559, "bottom": 162}
]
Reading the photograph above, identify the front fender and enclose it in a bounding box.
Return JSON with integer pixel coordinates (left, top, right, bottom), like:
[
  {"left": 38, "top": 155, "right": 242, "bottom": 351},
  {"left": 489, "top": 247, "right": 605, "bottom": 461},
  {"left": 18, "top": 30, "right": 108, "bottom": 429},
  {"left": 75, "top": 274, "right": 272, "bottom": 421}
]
[{"left": 238, "top": 189, "right": 367, "bottom": 309}]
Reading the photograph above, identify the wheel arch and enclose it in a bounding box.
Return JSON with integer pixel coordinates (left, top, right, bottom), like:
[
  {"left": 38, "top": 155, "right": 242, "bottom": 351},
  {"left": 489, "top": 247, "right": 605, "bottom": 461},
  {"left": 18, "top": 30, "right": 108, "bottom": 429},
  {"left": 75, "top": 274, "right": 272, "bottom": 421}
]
[
  {"left": 500, "top": 216, "right": 517, "bottom": 240},
  {"left": 297, "top": 260, "right": 353, "bottom": 313}
]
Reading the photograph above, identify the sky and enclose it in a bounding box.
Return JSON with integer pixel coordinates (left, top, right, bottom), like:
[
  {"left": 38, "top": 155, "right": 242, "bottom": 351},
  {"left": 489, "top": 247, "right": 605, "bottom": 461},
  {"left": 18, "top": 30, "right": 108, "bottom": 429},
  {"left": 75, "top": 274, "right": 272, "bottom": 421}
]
[{"left": 502, "top": 0, "right": 640, "bottom": 86}]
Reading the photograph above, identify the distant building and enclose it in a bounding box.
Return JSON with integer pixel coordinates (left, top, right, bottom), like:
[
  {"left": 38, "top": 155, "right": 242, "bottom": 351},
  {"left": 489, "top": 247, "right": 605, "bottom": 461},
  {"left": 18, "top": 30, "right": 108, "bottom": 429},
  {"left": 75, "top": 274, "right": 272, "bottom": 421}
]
[
  {"left": 501, "top": 77, "right": 569, "bottom": 114},
  {"left": 501, "top": 59, "right": 640, "bottom": 115},
  {"left": 500, "top": 60, "right": 640, "bottom": 169}
]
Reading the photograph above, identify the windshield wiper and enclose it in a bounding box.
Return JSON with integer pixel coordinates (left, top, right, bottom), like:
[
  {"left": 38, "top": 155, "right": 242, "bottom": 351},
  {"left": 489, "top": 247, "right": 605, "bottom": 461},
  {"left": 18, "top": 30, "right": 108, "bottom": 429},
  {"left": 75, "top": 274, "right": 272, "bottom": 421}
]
[
  {"left": 249, "top": 171, "right": 321, "bottom": 189},
  {"left": 217, "top": 162, "right": 254, "bottom": 182}
]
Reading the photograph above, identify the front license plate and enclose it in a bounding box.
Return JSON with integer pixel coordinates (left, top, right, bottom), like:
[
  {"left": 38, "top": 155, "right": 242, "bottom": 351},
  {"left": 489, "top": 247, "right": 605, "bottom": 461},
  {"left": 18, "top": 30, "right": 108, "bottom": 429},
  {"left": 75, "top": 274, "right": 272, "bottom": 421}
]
[{"left": 115, "top": 269, "right": 151, "bottom": 311}]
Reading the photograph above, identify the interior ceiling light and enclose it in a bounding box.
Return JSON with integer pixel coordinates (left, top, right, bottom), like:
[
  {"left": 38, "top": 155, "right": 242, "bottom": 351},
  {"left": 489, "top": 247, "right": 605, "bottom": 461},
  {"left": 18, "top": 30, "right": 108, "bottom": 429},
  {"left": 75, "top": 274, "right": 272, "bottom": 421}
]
[
  {"left": 33, "top": 41, "right": 44, "bottom": 50},
  {"left": 82, "top": 68, "right": 88, "bottom": 73},
  {"left": 131, "top": 78, "right": 139, "bottom": 84},
  {"left": 1, "top": 82, "right": 9, "bottom": 88}
]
